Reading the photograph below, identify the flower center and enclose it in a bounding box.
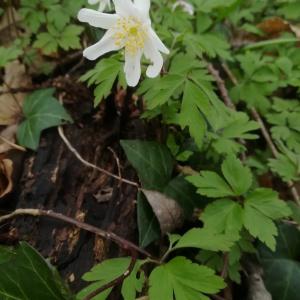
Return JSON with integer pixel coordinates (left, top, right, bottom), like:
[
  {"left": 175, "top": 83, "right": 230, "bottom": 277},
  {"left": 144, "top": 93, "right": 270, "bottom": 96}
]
[{"left": 114, "top": 17, "right": 146, "bottom": 55}]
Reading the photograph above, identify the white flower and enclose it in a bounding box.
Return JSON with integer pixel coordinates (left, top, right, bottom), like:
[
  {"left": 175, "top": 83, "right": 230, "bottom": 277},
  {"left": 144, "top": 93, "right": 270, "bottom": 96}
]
[
  {"left": 172, "top": 0, "right": 194, "bottom": 16},
  {"left": 78, "top": 0, "right": 169, "bottom": 87},
  {"left": 88, "top": 0, "right": 111, "bottom": 12}
]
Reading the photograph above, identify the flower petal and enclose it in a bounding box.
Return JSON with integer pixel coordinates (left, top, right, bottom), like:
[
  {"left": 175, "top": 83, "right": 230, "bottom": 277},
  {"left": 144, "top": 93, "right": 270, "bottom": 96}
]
[
  {"left": 149, "top": 28, "right": 170, "bottom": 54},
  {"left": 143, "top": 40, "right": 164, "bottom": 78},
  {"left": 78, "top": 8, "right": 118, "bottom": 29},
  {"left": 83, "top": 29, "right": 121, "bottom": 60},
  {"left": 88, "top": 0, "right": 99, "bottom": 4},
  {"left": 124, "top": 51, "right": 142, "bottom": 87},
  {"left": 134, "top": 0, "right": 150, "bottom": 14},
  {"left": 113, "top": 0, "right": 136, "bottom": 16}
]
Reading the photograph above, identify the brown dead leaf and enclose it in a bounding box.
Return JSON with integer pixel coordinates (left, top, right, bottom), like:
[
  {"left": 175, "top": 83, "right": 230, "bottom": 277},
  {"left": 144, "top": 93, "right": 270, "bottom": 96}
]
[
  {"left": 0, "top": 125, "right": 26, "bottom": 153},
  {"left": 257, "top": 17, "right": 290, "bottom": 37},
  {"left": 0, "top": 61, "right": 30, "bottom": 125},
  {"left": 141, "top": 189, "right": 184, "bottom": 234},
  {"left": 290, "top": 24, "right": 300, "bottom": 38},
  {"left": 0, "top": 60, "right": 31, "bottom": 153},
  {"left": 0, "top": 158, "right": 13, "bottom": 198}
]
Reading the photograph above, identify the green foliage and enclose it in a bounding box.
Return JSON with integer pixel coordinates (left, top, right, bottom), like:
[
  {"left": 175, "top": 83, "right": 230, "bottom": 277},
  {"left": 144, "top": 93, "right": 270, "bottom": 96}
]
[
  {"left": 120, "top": 140, "right": 174, "bottom": 191},
  {"left": 78, "top": 258, "right": 144, "bottom": 300},
  {"left": 188, "top": 155, "right": 252, "bottom": 197},
  {"left": 0, "top": 46, "right": 22, "bottom": 68},
  {"left": 188, "top": 156, "right": 291, "bottom": 250},
  {"left": 2, "top": 0, "right": 300, "bottom": 298},
  {"left": 33, "top": 24, "right": 83, "bottom": 54},
  {"left": 80, "top": 55, "right": 126, "bottom": 106},
  {"left": 174, "top": 228, "right": 236, "bottom": 251},
  {"left": 244, "top": 188, "right": 291, "bottom": 250},
  {"left": 17, "top": 89, "right": 72, "bottom": 150},
  {"left": 259, "top": 224, "right": 300, "bottom": 300},
  {"left": 0, "top": 242, "right": 72, "bottom": 300},
  {"left": 149, "top": 257, "right": 225, "bottom": 300},
  {"left": 19, "top": 0, "right": 85, "bottom": 54}
]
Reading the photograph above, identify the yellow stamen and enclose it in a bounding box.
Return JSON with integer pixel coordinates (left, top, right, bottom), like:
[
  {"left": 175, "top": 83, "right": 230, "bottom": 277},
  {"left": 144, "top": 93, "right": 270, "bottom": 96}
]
[{"left": 113, "top": 17, "right": 146, "bottom": 55}]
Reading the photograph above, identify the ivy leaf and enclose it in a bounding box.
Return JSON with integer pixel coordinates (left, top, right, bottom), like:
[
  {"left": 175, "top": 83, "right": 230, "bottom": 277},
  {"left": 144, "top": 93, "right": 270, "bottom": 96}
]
[
  {"left": 164, "top": 176, "right": 202, "bottom": 217},
  {"left": 259, "top": 224, "right": 300, "bottom": 300},
  {"left": 201, "top": 199, "right": 243, "bottom": 235},
  {"left": 174, "top": 228, "right": 236, "bottom": 251},
  {"left": 120, "top": 140, "right": 174, "bottom": 191},
  {"left": 187, "top": 171, "right": 234, "bottom": 198},
  {"left": 221, "top": 155, "right": 253, "bottom": 196},
  {"left": 17, "top": 89, "right": 72, "bottom": 150},
  {"left": 0, "top": 242, "right": 72, "bottom": 300},
  {"left": 244, "top": 188, "right": 291, "bottom": 250},
  {"left": 137, "top": 191, "right": 161, "bottom": 248},
  {"left": 149, "top": 257, "right": 226, "bottom": 300}
]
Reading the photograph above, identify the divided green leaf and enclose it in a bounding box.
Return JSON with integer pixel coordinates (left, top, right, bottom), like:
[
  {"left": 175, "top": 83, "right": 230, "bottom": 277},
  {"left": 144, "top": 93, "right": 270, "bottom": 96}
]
[{"left": 149, "top": 257, "right": 225, "bottom": 300}]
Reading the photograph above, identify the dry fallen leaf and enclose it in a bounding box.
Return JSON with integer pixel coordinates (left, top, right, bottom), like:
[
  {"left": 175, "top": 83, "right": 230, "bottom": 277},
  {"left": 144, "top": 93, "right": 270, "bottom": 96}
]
[
  {"left": 257, "top": 17, "right": 290, "bottom": 37},
  {"left": 141, "top": 189, "right": 184, "bottom": 234},
  {"left": 0, "top": 61, "right": 30, "bottom": 125},
  {"left": 0, "top": 158, "right": 13, "bottom": 198},
  {"left": 290, "top": 24, "right": 300, "bottom": 38},
  {"left": 0, "top": 60, "right": 31, "bottom": 153}
]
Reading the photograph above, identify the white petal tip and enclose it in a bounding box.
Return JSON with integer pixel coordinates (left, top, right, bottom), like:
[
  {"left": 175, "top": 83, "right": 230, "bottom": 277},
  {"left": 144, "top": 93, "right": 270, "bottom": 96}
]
[
  {"left": 83, "top": 50, "right": 99, "bottom": 61},
  {"left": 78, "top": 9, "right": 89, "bottom": 22}
]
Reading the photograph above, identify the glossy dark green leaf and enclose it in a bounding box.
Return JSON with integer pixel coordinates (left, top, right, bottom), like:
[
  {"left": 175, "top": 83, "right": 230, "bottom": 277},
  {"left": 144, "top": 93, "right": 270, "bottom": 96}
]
[
  {"left": 137, "top": 191, "right": 161, "bottom": 248},
  {"left": 17, "top": 89, "right": 72, "bottom": 150},
  {"left": 164, "top": 176, "right": 203, "bottom": 217},
  {"left": 0, "top": 242, "right": 73, "bottom": 300},
  {"left": 120, "top": 140, "right": 174, "bottom": 191},
  {"left": 259, "top": 224, "right": 300, "bottom": 300}
]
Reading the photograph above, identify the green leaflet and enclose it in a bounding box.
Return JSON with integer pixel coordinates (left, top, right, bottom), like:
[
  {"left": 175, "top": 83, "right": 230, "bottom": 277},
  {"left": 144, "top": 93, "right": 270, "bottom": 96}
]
[
  {"left": 149, "top": 257, "right": 225, "bottom": 300},
  {"left": 78, "top": 258, "right": 144, "bottom": 300},
  {"left": 244, "top": 188, "right": 291, "bottom": 251},
  {"left": 174, "top": 228, "right": 236, "bottom": 252},
  {"left": 80, "top": 55, "right": 126, "bottom": 106},
  {"left": 201, "top": 199, "right": 243, "bottom": 235},
  {"left": 188, "top": 155, "right": 252, "bottom": 197}
]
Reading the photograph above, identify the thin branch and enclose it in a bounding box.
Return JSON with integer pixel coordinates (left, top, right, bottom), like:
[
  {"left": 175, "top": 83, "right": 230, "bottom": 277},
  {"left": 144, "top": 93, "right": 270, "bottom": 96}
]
[
  {"left": 0, "top": 208, "right": 152, "bottom": 258},
  {"left": 207, "top": 64, "right": 236, "bottom": 110},
  {"left": 221, "top": 253, "right": 229, "bottom": 278},
  {"left": 108, "top": 146, "right": 123, "bottom": 187},
  {"left": 84, "top": 253, "right": 137, "bottom": 300},
  {"left": 58, "top": 126, "right": 139, "bottom": 188}
]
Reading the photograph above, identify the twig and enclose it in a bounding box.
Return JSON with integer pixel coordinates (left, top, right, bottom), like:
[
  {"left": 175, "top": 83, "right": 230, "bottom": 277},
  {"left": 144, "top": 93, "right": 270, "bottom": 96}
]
[
  {"left": 207, "top": 63, "right": 246, "bottom": 160},
  {"left": 220, "top": 63, "right": 300, "bottom": 205},
  {"left": 58, "top": 126, "right": 139, "bottom": 188},
  {"left": 84, "top": 253, "right": 137, "bottom": 300},
  {"left": 0, "top": 208, "right": 152, "bottom": 258},
  {"left": 221, "top": 253, "right": 229, "bottom": 278},
  {"left": 108, "top": 147, "right": 123, "bottom": 187},
  {"left": 207, "top": 64, "right": 236, "bottom": 110}
]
